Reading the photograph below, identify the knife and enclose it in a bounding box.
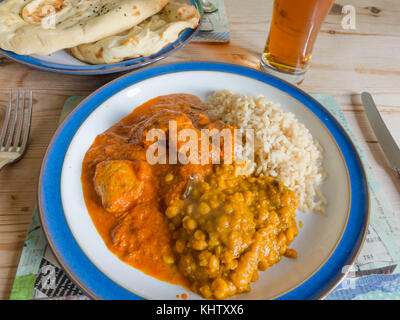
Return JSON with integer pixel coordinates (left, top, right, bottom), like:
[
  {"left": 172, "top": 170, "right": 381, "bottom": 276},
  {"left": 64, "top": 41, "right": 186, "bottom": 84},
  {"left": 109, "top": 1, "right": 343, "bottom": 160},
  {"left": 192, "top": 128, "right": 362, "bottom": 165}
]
[{"left": 361, "top": 92, "right": 400, "bottom": 177}]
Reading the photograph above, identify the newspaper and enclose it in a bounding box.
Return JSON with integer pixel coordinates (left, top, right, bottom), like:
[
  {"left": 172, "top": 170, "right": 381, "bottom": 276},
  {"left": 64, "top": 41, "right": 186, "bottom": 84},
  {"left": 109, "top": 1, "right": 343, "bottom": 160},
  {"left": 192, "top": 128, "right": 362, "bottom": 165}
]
[
  {"left": 314, "top": 94, "right": 400, "bottom": 300},
  {"left": 192, "top": 0, "right": 230, "bottom": 43},
  {"left": 9, "top": 94, "right": 400, "bottom": 300},
  {"left": 10, "top": 97, "right": 89, "bottom": 300}
]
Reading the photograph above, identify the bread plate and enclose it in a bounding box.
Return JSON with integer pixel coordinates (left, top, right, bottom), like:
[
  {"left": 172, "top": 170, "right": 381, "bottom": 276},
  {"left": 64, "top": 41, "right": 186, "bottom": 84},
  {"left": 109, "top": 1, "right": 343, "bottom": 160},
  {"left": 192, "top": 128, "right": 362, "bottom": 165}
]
[{"left": 0, "top": 0, "right": 201, "bottom": 75}]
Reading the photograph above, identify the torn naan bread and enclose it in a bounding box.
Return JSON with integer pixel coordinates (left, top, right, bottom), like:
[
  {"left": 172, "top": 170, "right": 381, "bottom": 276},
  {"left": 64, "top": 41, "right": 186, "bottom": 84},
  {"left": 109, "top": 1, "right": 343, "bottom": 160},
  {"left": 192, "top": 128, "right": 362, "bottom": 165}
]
[
  {"left": 0, "top": 0, "right": 169, "bottom": 55},
  {"left": 70, "top": 1, "right": 199, "bottom": 64}
]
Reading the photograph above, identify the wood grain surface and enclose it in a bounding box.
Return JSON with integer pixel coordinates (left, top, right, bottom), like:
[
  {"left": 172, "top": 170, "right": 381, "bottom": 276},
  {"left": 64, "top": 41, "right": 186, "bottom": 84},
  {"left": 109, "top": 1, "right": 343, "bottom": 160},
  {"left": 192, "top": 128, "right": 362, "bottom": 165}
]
[{"left": 0, "top": 0, "right": 399, "bottom": 299}]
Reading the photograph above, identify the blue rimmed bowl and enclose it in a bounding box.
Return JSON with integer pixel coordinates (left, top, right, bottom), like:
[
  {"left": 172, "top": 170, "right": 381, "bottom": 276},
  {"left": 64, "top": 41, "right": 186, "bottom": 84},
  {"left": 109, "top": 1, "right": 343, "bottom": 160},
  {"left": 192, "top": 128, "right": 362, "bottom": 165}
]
[{"left": 39, "top": 62, "right": 369, "bottom": 299}]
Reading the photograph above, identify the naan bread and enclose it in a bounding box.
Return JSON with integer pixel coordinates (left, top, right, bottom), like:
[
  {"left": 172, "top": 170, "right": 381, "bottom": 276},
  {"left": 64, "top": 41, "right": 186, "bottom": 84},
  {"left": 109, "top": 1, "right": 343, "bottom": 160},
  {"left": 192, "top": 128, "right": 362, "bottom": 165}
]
[
  {"left": 70, "top": 1, "right": 199, "bottom": 64},
  {"left": 0, "top": 0, "right": 169, "bottom": 55}
]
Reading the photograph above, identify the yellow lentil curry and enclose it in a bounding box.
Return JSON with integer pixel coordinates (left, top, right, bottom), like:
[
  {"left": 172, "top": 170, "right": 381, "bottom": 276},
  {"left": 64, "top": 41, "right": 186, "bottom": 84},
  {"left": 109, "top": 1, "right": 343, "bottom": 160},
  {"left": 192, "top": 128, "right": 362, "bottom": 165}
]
[{"left": 81, "top": 94, "right": 299, "bottom": 299}]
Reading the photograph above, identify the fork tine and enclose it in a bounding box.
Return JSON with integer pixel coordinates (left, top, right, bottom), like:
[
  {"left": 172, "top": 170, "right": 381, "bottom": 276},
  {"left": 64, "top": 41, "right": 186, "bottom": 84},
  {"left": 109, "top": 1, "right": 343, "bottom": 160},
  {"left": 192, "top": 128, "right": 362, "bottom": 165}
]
[
  {"left": 20, "top": 91, "right": 32, "bottom": 154},
  {"left": 14, "top": 90, "right": 25, "bottom": 150},
  {"left": 0, "top": 90, "right": 12, "bottom": 148},
  {"left": 5, "top": 90, "right": 19, "bottom": 150}
]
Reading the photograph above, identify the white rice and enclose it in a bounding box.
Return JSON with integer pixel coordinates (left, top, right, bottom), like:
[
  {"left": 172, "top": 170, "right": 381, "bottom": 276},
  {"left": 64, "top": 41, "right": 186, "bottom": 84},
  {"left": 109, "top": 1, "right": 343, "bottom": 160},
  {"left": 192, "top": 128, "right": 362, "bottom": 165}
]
[{"left": 207, "top": 90, "right": 326, "bottom": 213}]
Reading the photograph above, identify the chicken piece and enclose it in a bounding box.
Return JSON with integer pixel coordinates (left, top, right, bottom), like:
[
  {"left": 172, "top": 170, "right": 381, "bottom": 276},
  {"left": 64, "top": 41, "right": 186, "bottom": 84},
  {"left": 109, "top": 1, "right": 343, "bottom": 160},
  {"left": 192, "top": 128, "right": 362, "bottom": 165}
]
[{"left": 94, "top": 160, "right": 148, "bottom": 213}]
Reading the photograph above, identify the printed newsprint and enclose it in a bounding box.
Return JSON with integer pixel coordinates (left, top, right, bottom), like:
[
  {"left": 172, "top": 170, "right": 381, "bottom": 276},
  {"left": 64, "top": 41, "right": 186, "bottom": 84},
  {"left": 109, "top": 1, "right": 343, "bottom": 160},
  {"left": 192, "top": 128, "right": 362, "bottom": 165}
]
[{"left": 192, "top": 0, "right": 230, "bottom": 43}]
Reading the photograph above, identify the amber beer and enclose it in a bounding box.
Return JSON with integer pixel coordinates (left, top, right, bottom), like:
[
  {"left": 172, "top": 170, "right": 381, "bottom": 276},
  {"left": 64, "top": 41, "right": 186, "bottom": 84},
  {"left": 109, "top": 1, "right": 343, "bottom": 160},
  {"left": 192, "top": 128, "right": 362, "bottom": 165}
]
[{"left": 261, "top": 0, "right": 334, "bottom": 83}]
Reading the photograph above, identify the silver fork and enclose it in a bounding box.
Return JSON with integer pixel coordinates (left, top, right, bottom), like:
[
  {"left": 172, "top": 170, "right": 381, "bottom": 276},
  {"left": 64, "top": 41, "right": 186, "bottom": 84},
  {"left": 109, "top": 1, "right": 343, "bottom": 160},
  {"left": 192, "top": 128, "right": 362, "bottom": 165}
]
[{"left": 0, "top": 90, "right": 33, "bottom": 170}]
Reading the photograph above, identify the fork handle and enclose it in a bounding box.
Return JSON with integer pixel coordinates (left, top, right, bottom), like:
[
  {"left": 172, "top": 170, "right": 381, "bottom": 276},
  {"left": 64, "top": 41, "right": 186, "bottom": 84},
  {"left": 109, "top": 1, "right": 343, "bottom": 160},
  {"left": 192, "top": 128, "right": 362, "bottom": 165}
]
[{"left": 0, "top": 158, "right": 11, "bottom": 170}]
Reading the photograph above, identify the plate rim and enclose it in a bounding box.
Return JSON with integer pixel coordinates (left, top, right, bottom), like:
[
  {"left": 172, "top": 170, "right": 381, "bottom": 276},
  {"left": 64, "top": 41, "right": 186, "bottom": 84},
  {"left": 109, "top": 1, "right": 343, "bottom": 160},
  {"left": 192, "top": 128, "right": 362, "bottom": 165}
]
[
  {"left": 0, "top": 0, "right": 202, "bottom": 75},
  {"left": 38, "top": 61, "right": 370, "bottom": 300}
]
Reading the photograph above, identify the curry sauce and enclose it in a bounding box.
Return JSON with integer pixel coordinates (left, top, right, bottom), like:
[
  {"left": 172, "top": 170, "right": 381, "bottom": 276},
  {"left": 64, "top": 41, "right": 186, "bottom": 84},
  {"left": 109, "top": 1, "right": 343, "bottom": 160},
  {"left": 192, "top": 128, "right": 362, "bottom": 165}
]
[{"left": 81, "top": 94, "right": 227, "bottom": 286}]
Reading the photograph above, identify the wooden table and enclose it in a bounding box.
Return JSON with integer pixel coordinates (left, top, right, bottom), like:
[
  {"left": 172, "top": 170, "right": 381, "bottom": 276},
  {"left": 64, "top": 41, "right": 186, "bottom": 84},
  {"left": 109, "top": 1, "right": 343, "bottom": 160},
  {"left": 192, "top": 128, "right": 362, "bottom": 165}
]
[{"left": 0, "top": 0, "right": 399, "bottom": 299}]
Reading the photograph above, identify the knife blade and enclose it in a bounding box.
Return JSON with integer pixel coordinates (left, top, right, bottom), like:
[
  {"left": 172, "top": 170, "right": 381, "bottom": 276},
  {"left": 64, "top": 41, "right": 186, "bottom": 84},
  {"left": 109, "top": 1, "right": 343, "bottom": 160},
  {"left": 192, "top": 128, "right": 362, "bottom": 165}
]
[{"left": 361, "top": 92, "right": 400, "bottom": 175}]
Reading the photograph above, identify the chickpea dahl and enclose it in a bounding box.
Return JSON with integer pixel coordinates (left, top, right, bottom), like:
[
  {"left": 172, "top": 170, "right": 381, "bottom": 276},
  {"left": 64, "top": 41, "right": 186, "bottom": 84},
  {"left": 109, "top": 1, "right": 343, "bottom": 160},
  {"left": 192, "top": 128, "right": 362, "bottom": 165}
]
[{"left": 166, "top": 164, "right": 298, "bottom": 299}]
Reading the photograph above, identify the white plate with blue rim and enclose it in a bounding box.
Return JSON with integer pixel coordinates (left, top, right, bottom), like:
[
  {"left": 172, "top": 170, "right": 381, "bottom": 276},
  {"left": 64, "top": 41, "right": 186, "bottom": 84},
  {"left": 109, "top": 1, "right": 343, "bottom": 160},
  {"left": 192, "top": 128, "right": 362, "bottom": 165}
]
[
  {"left": 0, "top": 0, "right": 201, "bottom": 75},
  {"left": 39, "top": 62, "right": 369, "bottom": 300}
]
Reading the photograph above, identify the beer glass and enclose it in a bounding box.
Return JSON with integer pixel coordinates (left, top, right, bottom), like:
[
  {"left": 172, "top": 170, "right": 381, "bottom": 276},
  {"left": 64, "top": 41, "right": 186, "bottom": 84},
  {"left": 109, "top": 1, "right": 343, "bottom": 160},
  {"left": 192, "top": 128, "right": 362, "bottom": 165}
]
[{"left": 260, "top": 0, "right": 335, "bottom": 84}]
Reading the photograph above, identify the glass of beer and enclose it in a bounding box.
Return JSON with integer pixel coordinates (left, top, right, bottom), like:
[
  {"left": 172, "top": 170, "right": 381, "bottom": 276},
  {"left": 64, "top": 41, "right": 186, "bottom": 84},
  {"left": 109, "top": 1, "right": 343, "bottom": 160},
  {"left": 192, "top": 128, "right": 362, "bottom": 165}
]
[{"left": 260, "top": 0, "right": 334, "bottom": 84}]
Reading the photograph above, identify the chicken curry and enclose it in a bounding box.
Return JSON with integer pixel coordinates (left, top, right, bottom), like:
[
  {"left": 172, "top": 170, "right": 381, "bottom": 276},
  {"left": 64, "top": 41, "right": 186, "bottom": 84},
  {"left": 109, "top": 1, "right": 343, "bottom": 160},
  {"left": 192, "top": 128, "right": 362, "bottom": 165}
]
[{"left": 81, "top": 93, "right": 299, "bottom": 299}]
